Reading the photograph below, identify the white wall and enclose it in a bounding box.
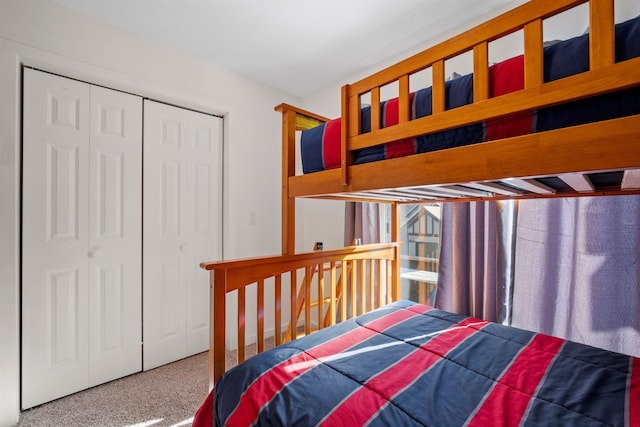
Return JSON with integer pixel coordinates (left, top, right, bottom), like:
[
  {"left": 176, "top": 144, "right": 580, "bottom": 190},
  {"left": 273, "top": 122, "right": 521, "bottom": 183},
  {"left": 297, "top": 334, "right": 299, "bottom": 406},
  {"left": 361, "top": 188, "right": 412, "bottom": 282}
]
[{"left": 0, "top": 0, "right": 298, "bottom": 424}]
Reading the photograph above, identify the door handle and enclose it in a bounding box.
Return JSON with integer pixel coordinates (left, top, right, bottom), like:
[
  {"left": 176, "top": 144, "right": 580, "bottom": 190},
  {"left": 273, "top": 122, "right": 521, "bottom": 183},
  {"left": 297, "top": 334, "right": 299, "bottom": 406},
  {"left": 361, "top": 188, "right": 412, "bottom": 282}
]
[{"left": 88, "top": 248, "right": 101, "bottom": 258}]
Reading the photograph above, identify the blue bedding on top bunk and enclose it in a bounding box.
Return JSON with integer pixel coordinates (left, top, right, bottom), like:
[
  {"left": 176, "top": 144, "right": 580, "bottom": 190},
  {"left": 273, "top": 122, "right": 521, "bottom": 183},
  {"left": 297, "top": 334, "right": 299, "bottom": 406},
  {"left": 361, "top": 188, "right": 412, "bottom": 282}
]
[{"left": 300, "top": 15, "right": 640, "bottom": 174}]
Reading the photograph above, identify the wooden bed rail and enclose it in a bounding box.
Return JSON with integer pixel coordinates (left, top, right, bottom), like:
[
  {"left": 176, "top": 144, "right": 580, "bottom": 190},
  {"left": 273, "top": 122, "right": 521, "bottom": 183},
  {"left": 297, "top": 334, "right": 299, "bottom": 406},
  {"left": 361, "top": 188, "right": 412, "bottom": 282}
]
[
  {"left": 200, "top": 242, "right": 401, "bottom": 387},
  {"left": 346, "top": 0, "right": 617, "bottom": 153},
  {"left": 276, "top": 0, "right": 640, "bottom": 203},
  {"left": 342, "top": 0, "right": 616, "bottom": 153}
]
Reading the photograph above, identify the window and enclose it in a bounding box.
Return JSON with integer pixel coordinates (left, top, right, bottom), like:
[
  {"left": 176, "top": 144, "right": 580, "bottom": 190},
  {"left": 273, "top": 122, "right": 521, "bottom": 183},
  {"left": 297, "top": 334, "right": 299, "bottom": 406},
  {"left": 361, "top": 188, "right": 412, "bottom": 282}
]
[{"left": 399, "top": 203, "right": 441, "bottom": 305}]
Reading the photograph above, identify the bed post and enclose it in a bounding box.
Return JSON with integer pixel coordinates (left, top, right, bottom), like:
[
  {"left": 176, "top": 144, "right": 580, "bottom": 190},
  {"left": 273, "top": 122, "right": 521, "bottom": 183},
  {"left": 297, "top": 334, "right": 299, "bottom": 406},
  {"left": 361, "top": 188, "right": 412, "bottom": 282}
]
[
  {"left": 341, "top": 84, "right": 353, "bottom": 189},
  {"left": 276, "top": 103, "right": 331, "bottom": 254},
  {"left": 280, "top": 106, "right": 297, "bottom": 255},
  {"left": 390, "top": 201, "right": 401, "bottom": 301},
  {"left": 209, "top": 268, "right": 227, "bottom": 389}
]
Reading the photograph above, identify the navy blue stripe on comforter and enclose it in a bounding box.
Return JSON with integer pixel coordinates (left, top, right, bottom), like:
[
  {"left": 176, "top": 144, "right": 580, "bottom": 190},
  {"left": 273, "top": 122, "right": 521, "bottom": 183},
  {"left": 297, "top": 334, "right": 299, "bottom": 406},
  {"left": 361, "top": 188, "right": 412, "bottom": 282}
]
[{"left": 203, "top": 301, "right": 640, "bottom": 427}]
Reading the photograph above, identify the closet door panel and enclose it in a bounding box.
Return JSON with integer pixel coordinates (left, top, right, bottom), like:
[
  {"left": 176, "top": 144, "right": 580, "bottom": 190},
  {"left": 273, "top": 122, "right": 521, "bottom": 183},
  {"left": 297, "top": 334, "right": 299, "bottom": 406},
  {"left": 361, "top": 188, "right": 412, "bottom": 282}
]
[
  {"left": 143, "top": 101, "right": 189, "bottom": 369},
  {"left": 143, "top": 100, "right": 222, "bottom": 369},
  {"left": 22, "top": 68, "right": 91, "bottom": 409},
  {"left": 186, "top": 112, "right": 223, "bottom": 355},
  {"left": 88, "top": 85, "right": 142, "bottom": 386}
]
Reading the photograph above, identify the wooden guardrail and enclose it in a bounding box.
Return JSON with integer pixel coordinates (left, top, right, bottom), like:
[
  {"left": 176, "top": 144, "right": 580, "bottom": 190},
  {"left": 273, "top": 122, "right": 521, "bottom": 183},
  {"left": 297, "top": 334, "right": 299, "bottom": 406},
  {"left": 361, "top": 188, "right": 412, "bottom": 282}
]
[{"left": 200, "top": 242, "right": 400, "bottom": 386}]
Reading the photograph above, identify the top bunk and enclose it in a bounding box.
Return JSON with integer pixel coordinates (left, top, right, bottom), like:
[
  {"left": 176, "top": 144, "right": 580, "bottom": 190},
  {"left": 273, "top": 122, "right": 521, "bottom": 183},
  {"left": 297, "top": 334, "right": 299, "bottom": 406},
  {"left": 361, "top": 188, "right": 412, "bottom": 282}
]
[{"left": 278, "top": 0, "right": 640, "bottom": 204}]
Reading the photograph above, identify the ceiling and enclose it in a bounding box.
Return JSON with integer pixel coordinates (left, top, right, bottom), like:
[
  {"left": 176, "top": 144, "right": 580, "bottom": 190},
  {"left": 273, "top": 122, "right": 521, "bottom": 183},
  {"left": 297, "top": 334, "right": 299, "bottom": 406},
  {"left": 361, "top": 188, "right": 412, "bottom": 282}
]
[{"left": 50, "top": 0, "right": 521, "bottom": 97}]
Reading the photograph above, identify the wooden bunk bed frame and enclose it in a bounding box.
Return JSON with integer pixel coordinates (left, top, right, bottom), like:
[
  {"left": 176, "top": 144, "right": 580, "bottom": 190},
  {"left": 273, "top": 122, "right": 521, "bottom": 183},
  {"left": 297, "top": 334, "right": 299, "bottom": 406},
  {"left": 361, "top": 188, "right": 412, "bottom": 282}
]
[{"left": 201, "top": 0, "right": 640, "bottom": 389}]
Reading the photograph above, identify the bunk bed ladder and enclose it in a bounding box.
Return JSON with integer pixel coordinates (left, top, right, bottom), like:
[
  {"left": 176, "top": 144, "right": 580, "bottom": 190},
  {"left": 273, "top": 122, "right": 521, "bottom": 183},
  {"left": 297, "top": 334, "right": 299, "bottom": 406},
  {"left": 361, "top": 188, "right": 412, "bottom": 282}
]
[{"left": 283, "top": 260, "right": 352, "bottom": 341}]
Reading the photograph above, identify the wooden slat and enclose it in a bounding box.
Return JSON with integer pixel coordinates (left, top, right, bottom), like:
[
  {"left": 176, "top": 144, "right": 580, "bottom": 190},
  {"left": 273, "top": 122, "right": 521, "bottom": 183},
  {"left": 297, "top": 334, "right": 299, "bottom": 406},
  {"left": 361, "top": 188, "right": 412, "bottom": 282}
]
[
  {"left": 368, "top": 259, "right": 375, "bottom": 312},
  {"left": 257, "top": 279, "right": 264, "bottom": 354},
  {"left": 399, "top": 75, "right": 411, "bottom": 123},
  {"left": 237, "top": 286, "right": 246, "bottom": 364},
  {"left": 589, "top": 0, "right": 615, "bottom": 69},
  {"left": 622, "top": 170, "right": 640, "bottom": 190},
  {"left": 359, "top": 259, "right": 366, "bottom": 315},
  {"left": 386, "top": 260, "right": 393, "bottom": 305},
  {"left": 373, "top": 189, "right": 441, "bottom": 201},
  {"left": 371, "top": 87, "right": 381, "bottom": 132},
  {"left": 507, "top": 178, "right": 555, "bottom": 194},
  {"left": 558, "top": 173, "right": 595, "bottom": 192},
  {"left": 304, "top": 266, "right": 311, "bottom": 335},
  {"left": 329, "top": 262, "right": 337, "bottom": 326},
  {"left": 464, "top": 182, "right": 524, "bottom": 196},
  {"left": 341, "top": 260, "right": 347, "bottom": 322},
  {"left": 473, "top": 42, "right": 489, "bottom": 101},
  {"left": 377, "top": 260, "right": 384, "bottom": 309},
  {"left": 275, "top": 274, "right": 282, "bottom": 346},
  {"left": 318, "top": 263, "right": 324, "bottom": 330},
  {"left": 348, "top": 88, "right": 360, "bottom": 139},
  {"left": 391, "top": 202, "right": 401, "bottom": 302},
  {"left": 432, "top": 60, "right": 446, "bottom": 114},
  {"left": 388, "top": 187, "right": 461, "bottom": 199},
  {"left": 337, "top": 191, "right": 417, "bottom": 202},
  {"left": 289, "top": 269, "right": 297, "bottom": 343},
  {"left": 524, "top": 19, "right": 544, "bottom": 88},
  {"left": 439, "top": 185, "right": 492, "bottom": 197},
  {"left": 350, "top": 260, "right": 357, "bottom": 317}
]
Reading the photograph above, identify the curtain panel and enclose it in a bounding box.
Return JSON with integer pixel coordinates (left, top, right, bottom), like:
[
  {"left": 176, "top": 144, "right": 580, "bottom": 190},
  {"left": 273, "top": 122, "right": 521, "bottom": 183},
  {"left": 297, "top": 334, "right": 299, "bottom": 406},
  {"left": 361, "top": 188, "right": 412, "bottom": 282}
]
[
  {"left": 511, "top": 196, "right": 640, "bottom": 357},
  {"left": 435, "top": 201, "right": 516, "bottom": 323}
]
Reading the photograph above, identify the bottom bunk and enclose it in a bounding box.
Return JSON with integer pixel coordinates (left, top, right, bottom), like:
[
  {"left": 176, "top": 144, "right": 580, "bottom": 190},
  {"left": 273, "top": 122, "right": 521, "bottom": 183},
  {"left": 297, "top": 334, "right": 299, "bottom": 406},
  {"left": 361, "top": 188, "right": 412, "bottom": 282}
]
[{"left": 194, "top": 300, "right": 640, "bottom": 427}]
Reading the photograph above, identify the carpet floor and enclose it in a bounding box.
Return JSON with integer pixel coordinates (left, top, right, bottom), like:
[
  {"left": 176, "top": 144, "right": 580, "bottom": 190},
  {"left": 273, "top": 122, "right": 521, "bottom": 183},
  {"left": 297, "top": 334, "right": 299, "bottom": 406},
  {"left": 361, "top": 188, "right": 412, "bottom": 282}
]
[{"left": 17, "top": 352, "right": 211, "bottom": 427}]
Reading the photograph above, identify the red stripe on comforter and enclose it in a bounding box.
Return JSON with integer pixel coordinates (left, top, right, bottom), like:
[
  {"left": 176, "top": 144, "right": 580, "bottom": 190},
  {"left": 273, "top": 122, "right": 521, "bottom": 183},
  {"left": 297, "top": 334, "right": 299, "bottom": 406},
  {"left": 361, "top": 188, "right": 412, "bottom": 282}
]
[
  {"left": 225, "top": 304, "right": 431, "bottom": 426},
  {"left": 466, "top": 333, "right": 564, "bottom": 427},
  {"left": 631, "top": 357, "right": 640, "bottom": 427},
  {"left": 319, "top": 317, "right": 489, "bottom": 426}
]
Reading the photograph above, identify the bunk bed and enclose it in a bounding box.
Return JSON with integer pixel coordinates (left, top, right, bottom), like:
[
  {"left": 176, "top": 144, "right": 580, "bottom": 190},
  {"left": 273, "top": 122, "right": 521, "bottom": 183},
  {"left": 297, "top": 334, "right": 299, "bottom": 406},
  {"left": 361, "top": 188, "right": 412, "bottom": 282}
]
[{"left": 195, "top": 0, "right": 640, "bottom": 425}]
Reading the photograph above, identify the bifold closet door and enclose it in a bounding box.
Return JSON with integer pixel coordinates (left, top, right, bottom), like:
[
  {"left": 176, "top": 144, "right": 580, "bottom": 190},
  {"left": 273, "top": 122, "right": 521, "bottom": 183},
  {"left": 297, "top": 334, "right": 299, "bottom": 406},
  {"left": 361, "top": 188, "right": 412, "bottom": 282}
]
[
  {"left": 22, "top": 68, "right": 142, "bottom": 409},
  {"left": 143, "top": 100, "right": 222, "bottom": 370}
]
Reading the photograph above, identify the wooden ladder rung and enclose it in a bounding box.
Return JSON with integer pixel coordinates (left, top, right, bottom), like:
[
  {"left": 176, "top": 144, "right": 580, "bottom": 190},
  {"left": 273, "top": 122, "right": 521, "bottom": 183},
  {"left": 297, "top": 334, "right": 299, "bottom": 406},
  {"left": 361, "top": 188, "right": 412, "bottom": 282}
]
[{"left": 308, "top": 297, "right": 334, "bottom": 308}]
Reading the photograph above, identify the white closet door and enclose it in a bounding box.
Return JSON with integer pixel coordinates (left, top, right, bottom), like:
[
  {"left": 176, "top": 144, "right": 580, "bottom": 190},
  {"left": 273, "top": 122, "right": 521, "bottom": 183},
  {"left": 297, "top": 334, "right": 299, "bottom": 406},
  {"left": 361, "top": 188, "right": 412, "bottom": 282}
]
[
  {"left": 22, "top": 69, "right": 91, "bottom": 409},
  {"left": 88, "top": 85, "right": 142, "bottom": 386},
  {"left": 22, "top": 69, "right": 142, "bottom": 409},
  {"left": 143, "top": 100, "right": 222, "bottom": 370}
]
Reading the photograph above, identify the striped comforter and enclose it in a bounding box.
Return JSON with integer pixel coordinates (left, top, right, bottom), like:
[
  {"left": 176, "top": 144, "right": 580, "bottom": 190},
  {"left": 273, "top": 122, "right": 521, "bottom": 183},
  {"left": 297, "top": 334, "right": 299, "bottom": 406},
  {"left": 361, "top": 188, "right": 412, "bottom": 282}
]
[{"left": 194, "top": 301, "right": 640, "bottom": 426}]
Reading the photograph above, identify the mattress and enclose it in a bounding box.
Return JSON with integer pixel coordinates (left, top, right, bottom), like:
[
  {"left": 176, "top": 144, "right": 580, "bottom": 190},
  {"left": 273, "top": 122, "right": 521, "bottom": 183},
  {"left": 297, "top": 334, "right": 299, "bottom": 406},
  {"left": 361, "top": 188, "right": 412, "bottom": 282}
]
[
  {"left": 300, "top": 15, "right": 640, "bottom": 174},
  {"left": 193, "top": 301, "right": 640, "bottom": 426}
]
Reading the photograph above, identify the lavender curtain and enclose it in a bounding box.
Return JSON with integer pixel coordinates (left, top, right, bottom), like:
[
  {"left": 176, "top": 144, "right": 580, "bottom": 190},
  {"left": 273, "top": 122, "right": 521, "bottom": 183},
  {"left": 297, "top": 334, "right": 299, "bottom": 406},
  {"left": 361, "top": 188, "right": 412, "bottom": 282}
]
[
  {"left": 344, "top": 202, "right": 381, "bottom": 246},
  {"left": 435, "top": 201, "right": 516, "bottom": 323},
  {"left": 511, "top": 196, "right": 640, "bottom": 357}
]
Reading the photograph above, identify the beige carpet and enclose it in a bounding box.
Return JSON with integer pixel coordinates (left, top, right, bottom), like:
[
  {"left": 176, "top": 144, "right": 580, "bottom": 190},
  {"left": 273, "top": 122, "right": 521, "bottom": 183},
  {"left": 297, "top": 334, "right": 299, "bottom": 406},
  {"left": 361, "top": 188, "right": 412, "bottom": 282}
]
[{"left": 17, "top": 352, "right": 211, "bottom": 427}]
